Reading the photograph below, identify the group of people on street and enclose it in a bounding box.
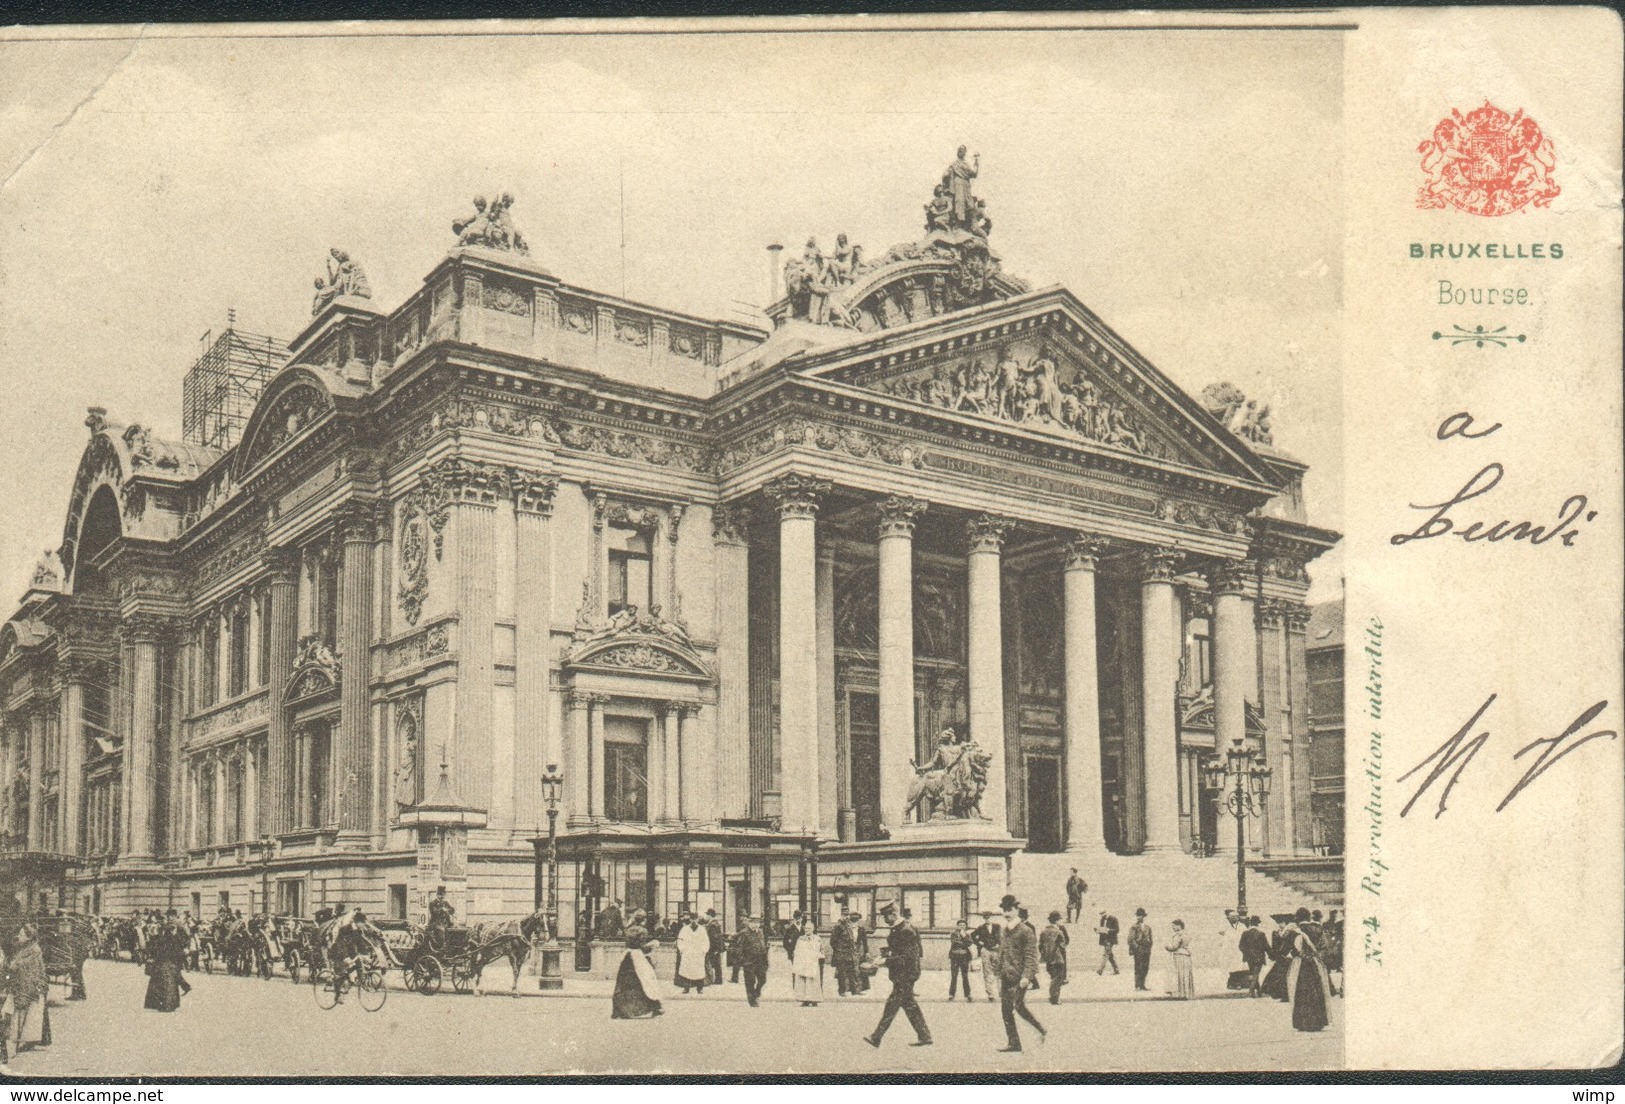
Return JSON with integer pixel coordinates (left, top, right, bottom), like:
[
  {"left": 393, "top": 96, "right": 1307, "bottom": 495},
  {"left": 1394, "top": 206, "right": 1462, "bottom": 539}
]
[
  {"left": 0, "top": 923, "right": 50, "bottom": 1069},
  {"left": 1237, "top": 908, "right": 1339, "bottom": 1033}
]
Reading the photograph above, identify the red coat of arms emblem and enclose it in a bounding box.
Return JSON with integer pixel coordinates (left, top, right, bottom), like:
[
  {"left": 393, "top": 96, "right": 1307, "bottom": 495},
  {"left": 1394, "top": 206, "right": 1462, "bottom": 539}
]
[{"left": 1417, "top": 101, "right": 1560, "bottom": 216}]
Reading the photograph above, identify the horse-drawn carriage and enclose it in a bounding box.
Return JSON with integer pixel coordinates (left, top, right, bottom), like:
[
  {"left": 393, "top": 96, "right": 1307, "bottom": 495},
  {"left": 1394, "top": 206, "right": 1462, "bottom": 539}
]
[{"left": 374, "top": 916, "right": 546, "bottom": 996}]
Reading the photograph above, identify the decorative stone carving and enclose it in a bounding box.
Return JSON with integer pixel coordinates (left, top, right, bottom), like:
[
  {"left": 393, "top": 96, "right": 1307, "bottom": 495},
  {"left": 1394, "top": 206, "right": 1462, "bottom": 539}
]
[
  {"left": 1064, "top": 533, "right": 1112, "bottom": 570},
  {"left": 614, "top": 318, "right": 650, "bottom": 347},
  {"left": 512, "top": 469, "right": 559, "bottom": 516},
  {"left": 553, "top": 420, "right": 710, "bottom": 474},
  {"left": 1208, "top": 559, "right": 1255, "bottom": 597},
  {"left": 965, "top": 514, "right": 1008, "bottom": 554},
  {"left": 452, "top": 192, "right": 529, "bottom": 255},
  {"left": 244, "top": 385, "right": 331, "bottom": 470},
  {"left": 711, "top": 503, "right": 751, "bottom": 546},
  {"left": 1155, "top": 498, "right": 1248, "bottom": 535},
  {"left": 1138, "top": 547, "right": 1184, "bottom": 584},
  {"left": 714, "top": 418, "right": 923, "bottom": 475},
  {"left": 1200, "top": 382, "right": 1274, "bottom": 446},
  {"left": 385, "top": 621, "right": 451, "bottom": 672},
  {"left": 872, "top": 341, "right": 1178, "bottom": 462},
  {"left": 312, "top": 248, "right": 372, "bottom": 314},
  {"left": 876, "top": 494, "right": 927, "bottom": 539},
  {"left": 122, "top": 424, "right": 182, "bottom": 471},
  {"left": 784, "top": 234, "right": 865, "bottom": 324},
  {"left": 393, "top": 696, "right": 422, "bottom": 808},
  {"left": 481, "top": 279, "right": 532, "bottom": 317},
  {"left": 287, "top": 634, "right": 341, "bottom": 702},
  {"left": 766, "top": 473, "right": 832, "bottom": 520},
  {"left": 397, "top": 497, "right": 431, "bottom": 626},
  {"left": 1262, "top": 554, "right": 1311, "bottom": 584},
  {"left": 30, "top": 550, "right": 63, "bottom": 591},
  {"left": 389, "top": 398, "right": 562, "bottom": 461}
]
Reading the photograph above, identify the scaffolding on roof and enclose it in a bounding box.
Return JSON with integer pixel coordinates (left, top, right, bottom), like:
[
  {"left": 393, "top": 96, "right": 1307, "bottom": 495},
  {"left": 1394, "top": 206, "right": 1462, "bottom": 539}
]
[{"left": 181, "top": 315, "right": 286, "bottom": 453}]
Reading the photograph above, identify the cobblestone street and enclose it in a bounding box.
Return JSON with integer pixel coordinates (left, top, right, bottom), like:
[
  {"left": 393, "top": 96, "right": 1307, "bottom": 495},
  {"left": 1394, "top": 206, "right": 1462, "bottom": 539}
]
[{"left": 11, "top": 958, "right": 1340, "bottom": 1077}]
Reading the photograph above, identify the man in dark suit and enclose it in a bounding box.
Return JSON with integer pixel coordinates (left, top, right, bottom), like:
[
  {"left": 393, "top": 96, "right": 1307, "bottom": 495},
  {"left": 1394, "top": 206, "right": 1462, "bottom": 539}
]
[
  {"left": 704, "top": 909, "right": 725, "bottom": 986},
  {"left": 1126, "top": 908, "right": 1154, "bottom": 991},
  {"left": 994, "top": 894, "right": 1044, "bottom": 1053},
  {"left": 1095, "top": 909, "right": 1121, "bottom": 975},
  {"left": 864, "top": 900, "right": 931, "bottom": 1048},
  {"left": 730, "top": 915, "right": 770, "bottom": 1007},
  {"left": 1039, "top": 911, "right": 1069, "bottom": 1005},
  {"left": 830, "top": 911, "right": 860, "bottom": 996},
  {"left": 1239, "top": 915, "right": 1271, "bottom": 997}
]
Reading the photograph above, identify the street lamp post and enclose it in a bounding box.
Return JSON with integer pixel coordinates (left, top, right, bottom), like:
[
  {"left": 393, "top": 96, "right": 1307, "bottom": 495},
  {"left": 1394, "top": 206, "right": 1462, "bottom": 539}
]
[
  {"left": 539, "top": 763, "right": 564, "bottom": 991},
  {"left": 1204, "top": 738, "right": 1272, "bottom": 915}
]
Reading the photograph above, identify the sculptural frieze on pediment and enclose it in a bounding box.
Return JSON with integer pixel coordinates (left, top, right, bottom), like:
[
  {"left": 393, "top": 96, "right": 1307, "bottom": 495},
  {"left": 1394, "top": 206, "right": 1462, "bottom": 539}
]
[
  {"left": 860, "top": 338, "right": 1183, "bottom": 463},
  {"left": 1200, "top": 382, "right": 1275, "bottom": 446},
  {"left": 286, "top": 634, "right": 341, "bottom": 703}
]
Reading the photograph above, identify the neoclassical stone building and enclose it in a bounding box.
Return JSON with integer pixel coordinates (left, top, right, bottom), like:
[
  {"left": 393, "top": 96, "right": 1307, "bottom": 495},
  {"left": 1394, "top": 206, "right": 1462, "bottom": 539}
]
[{"left": 0, "top": 154, "right": 1337, "bottom": 939}]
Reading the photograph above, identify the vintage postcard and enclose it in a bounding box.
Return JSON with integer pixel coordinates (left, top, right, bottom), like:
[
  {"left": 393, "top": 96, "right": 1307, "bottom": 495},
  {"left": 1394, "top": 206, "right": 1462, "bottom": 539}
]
[{"left": 0, "top": 8, "right": 1617, "bottom": 1078}]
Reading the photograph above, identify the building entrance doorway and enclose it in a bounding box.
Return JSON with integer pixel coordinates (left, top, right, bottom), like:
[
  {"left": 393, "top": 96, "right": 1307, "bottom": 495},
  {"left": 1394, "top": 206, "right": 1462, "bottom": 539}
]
[
  {"left": 1024, "top": 754, "right": 1063, "bottom": 853},
  {"left": 848, "top": 691, "right": 882, "bottom": 841}
]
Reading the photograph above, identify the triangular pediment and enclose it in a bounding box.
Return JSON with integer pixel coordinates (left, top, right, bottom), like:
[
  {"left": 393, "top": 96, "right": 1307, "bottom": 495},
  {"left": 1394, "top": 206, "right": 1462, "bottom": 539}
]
[{"left": 802, "top": 292, "right": 1278, "bottom": 485}]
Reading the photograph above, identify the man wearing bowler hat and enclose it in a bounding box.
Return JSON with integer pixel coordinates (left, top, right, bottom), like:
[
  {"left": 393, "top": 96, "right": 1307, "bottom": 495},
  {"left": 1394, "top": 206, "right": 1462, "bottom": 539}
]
[
  {"left": 994, "top": 894, "right": 1044, "bottom": 1053},
  {"left": 863, "top": 900, "right": 931, "bottom": 1048},
  {"left": 1127, "top": 908, "right": 1154, "bottom": 991}
]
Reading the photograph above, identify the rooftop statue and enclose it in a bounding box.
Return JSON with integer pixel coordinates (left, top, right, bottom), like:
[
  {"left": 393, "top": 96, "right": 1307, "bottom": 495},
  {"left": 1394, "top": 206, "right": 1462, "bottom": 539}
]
[
  {"left": 1201, "top": 382, "right": 1275, "bottom": 446},
  {"left": 312, "top": 248, "right": 372, "bottom": 314},
  {"left": 453, "top": 192, "right": 530, "bottom": 255},
  {"left": 783, "top": 234, "right": 863, "bottom": 325}
]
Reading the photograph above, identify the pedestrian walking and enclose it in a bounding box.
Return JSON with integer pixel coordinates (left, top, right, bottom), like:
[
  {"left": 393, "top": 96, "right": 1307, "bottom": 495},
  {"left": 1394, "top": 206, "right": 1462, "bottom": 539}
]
[
  {"left": 1165, "top": 919, "right": 1195, "bottom": 1000},
  {"left": 143, "top": 912, "right": 189, "bottom": 1013},
  {"left": 1239, "top": 915, "right": 1271, "bottom": 997},
  {"left": 1095, "top": 909, "right": 1120, "bottom": 975},
  {"left": 1039, "top": 911, "right": 1069, "bottom": 1005},
  {"left": 863, "top": 900, "right": 931, "bottom": 1048},
  {"left": 610, "top": 912, "right": 664, "bottom": 1019},
  {"left": 947, "top": 918, "right": 975, "bottom": 1000},
  {"left": 851, "top": 911, "right": 872, "bottom": 993},
  {"left": 1064, "top": 869, "right": 1086, "bottom": 923},
  {"left": 1127, "top": 908, "right": 1153, "bottom": 990},
  {"left": 704, "top": 909, "right": 725, "bottom": 986},
  {"left": 1261, "top": 914, "right": 1292, "bottom": 1001},
  {"left": 675, "top": 913, "right": 709, "bottom": 993},
  {"left": 791, "top": 917, "right": 825, "bottom": 1006},
  {"left": 731, "top": 915, "right": 770, "bottom": 1007},
  {"left": 993, "top": 895, "right": 1044, "bottom": 1053},
  {"left": 972, "top": 909, "right": 1002, "bottom": 1002},
  {"left": 1286, "top": 909, "right": 1331, "bottom": 1032}
]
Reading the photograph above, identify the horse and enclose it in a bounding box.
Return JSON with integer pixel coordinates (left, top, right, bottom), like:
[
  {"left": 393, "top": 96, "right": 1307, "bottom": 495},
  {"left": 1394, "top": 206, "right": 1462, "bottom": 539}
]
[{"left": 465, "top": 910, "right": 550, "bottom": 996}]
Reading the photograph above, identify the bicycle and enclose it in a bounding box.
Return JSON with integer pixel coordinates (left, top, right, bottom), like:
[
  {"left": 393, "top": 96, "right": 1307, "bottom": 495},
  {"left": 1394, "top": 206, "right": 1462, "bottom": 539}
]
[{"left": 311, "top": 954, "right": 388, "bottom": 1012}]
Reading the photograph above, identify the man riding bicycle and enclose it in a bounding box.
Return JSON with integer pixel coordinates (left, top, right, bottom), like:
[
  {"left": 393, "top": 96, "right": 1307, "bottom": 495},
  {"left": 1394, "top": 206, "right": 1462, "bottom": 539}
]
[{"left": 326, "top": 908, "right": 380, "bottom": 1003}]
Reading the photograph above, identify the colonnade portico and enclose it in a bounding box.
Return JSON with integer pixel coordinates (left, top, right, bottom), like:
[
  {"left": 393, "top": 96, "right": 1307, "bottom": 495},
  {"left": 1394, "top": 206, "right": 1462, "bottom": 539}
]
[{"left": 740, "top": 468, "right": 1281, "bottom": 858}]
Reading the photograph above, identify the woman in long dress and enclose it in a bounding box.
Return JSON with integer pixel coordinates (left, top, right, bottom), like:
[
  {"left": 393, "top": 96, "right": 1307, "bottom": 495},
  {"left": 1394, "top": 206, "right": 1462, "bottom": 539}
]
[
  {"left": 1165, "top": 919, "right": 1195, "bottom": 1000},
  {"left": 610, "top": 912, "right": 664, "bottom": 1020},
  {"left": 142, "top": 917, "right": 187, "bottom": 1013},
  {"left": 1286, "top": 909, "right": 1330, "bottom": 1032},
  {"left": 791, "top": 918, "right": 825, "bottom": 1006},
  {"left": 674, "top": 915, "right": 710, "bottom": 994},
  {"left": 1261, "top": 914, "right": 1292, "bottom": 1002}
]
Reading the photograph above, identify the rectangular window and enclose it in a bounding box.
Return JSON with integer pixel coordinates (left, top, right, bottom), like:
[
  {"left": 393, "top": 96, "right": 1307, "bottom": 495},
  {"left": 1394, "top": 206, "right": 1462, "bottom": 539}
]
[
  {"left": 317, "top": 552, "right": 339, "bottom": 647},
  {"left": 604, "top": 717, "right": 649, "bottom": 823},
  {"left": 191, "top": 891, "right": 201, "bottom": 916},
  {"left": 1308, "top": 651, "right": 1344, "bottom": 727},
  {"left": 1189, "top": 617, "right": 1213, "bottom": 689},
  {"left": 198, "top": 766, "right": 215, "bottom": 847},
  {"left": 201, "top": 619, "right": 220, "bottom": 707},
  {"left": 228, "top": 603, "right": 250, "bottom": 698},
  {"left": 310, "top": 725, "right": 332, "bottom": 826},
  {"left": 388, "top": 884, "right": 408, "bottom": 920},
  {"left": 607, "top": 527, "right": 653, "bottom": 616},
  {"left": 218, "top": 890, "right": 231, "bottom": 911},
  {"left": 277, "top": 879, "right": 304, "bottom": 917}
]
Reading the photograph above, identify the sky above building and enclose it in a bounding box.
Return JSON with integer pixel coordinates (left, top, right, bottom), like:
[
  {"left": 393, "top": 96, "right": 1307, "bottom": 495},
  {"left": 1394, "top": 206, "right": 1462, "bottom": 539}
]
[{"left": 0, "top": 21, "right": 1344, "bottom": 603}]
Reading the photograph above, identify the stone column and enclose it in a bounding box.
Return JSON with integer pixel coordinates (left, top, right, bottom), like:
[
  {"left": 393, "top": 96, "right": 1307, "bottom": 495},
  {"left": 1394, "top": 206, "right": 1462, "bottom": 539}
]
[
  {"left": 1257, "top": 600, "right": 1289, "bottom": 853},
  {"left": 244, "top": 741, "right": 260, "bottom": 839},
  {"left": 876, "top": 494, "right": 926, "bottom": 832},
  {"left": 661, "top": 703, "right": 682, "bottom": 824},
  {"left": 265, "top": 548, "right": 299, "bottom": 836},
  {"left": 768, "top": 475, "right": 831, "bottom": 835},
  {"left": 566, "top": 692, "right": 591, "bottom": 826},
  {"left": 296, "top": 726, "right": 314, "bottom": 829},
  {"left": 1284, "top": 602, "right": 1312, "bottom": 853},
  {"left": 645, "top": 702, "right": 667, "bottom": 822},
  {"left": 446, "top": 461, "right": 505, "bottom": 822},
  {"left": 712, "top": 505, "right": 752, "bottom": 821},
  {"left": 513, "top": 470, "right": 559, "bottom": 835},
  {"left": 59, "top": 668, "right": 86, "bottom": 855},
  {"left": 966, "top": 515, "right": 1009, "bottom": 831},
  {"left": 588, "top": 694, "right": 608, "bottom": 822},
  {"left": 212, "top": 753, "right": 228, "bottom": 845},
  {"left": 123, "top": 617, "right": 163, "bottom": 861},
  {"left": 1138, "top": 549, "right": 1183, "bottom": 852},
  {"left": 816, "top": 543, "right": 838, "bottom": 835},
  {"left": 678, "top": 704, "right": 706, "bottom": 824},
  {"left": 335, "top": 506, "right": 376, "bottom": 844},
  {"left": 1064, "top": 535, "right": 1109, "bottom": 853},
  {"left": 1211, "top": 560, "right": 1255, "bottom": 855},
  {"left": 26, "top": 707, "right": 45, "bottom": 851}
]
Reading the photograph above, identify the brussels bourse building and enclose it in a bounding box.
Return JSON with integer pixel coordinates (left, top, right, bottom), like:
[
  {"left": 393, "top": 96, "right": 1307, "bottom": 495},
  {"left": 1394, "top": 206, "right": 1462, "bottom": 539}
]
[{"left": 0, "top": 154, "right": 1340, "bottom": 957}]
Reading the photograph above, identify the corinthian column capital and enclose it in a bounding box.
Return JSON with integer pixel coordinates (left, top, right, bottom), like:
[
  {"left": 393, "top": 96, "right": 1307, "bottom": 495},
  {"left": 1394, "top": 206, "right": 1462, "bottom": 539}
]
[
  {"left": 766, "top": 474, "right": 833, "bottom": 521},
  {"left": 965, "top": 514, "right": 1010, "bottom": 555},
  {"left": 876, "top": 494, "right": 928, "bottom": 539},
  {"left": 1137, "top": 546, "right": 1184, "bottom": 584},
  {"left": 1064, "top": 533, "right": 1112, "bottom": 571}
]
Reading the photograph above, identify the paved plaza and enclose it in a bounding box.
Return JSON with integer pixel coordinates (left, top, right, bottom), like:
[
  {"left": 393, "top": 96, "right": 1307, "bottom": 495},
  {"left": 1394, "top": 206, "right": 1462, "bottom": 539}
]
[{"left": 10, "top": 958, "right": 1341, "bottom": 1077}]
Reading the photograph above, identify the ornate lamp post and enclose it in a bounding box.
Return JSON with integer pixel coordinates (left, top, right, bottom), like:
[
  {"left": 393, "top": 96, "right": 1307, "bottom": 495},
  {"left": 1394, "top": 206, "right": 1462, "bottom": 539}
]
[
  {"left": 258, "top": 834, "right": 274, "bottom": 915},
  {"left": 1203, "top": 738, "right": 1272, "bottom": 915},
  {"left": 539, "top": 763, "right": 564, "bottom": 991}
]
